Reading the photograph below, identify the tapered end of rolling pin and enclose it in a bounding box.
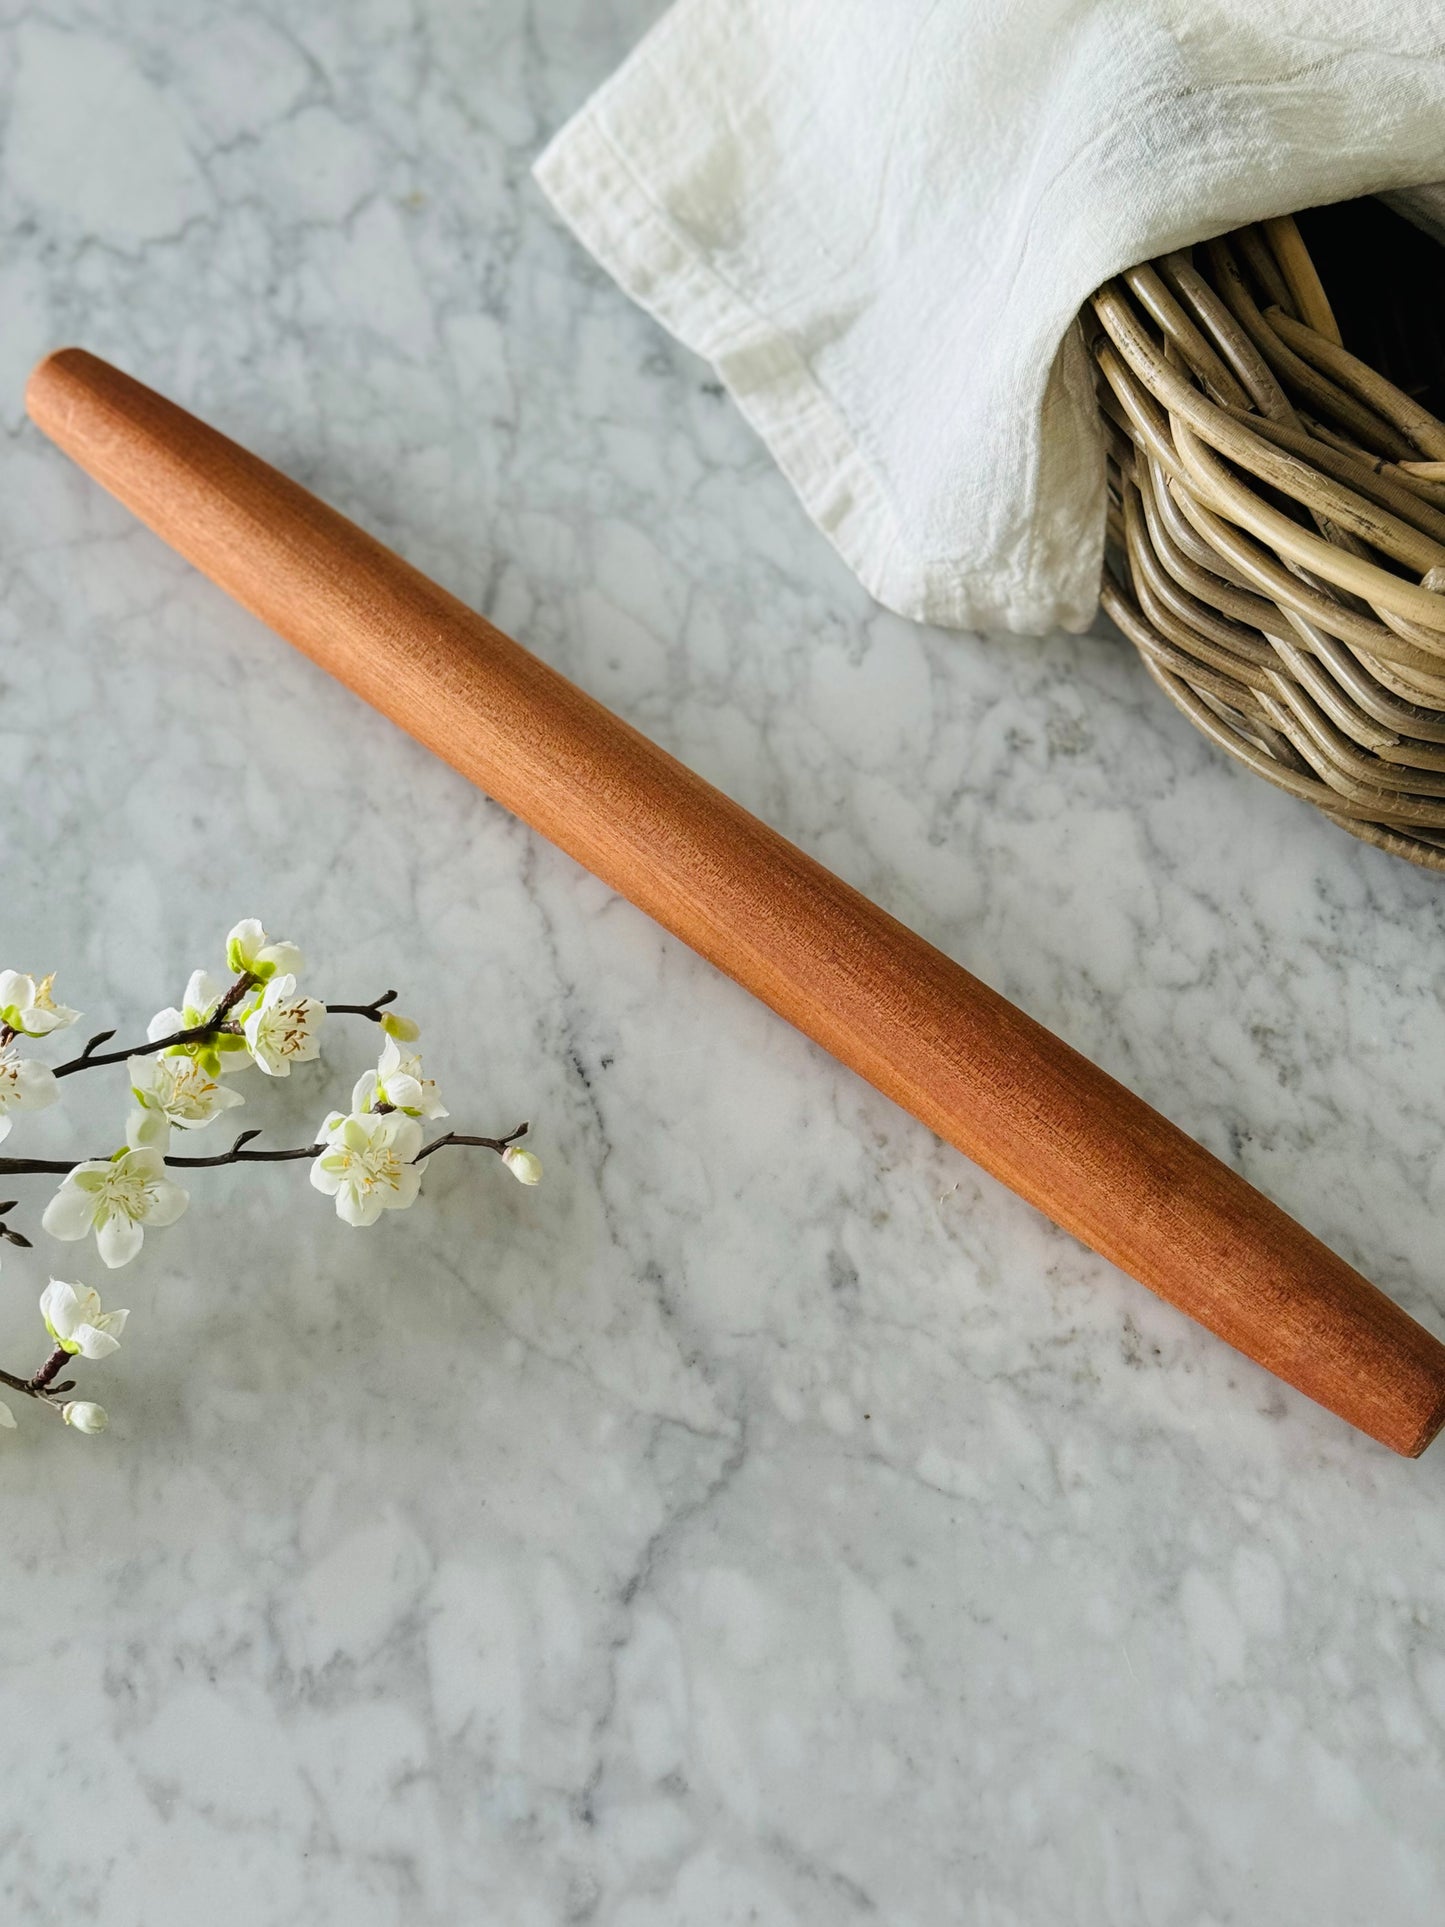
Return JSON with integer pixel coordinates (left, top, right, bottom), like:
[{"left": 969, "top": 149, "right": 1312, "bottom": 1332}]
[
  {"left": 28, "top": 349, "right": 96, "bottom": 441},
  {"left": 26, "top": 345, "right": 1445, "bottom": 1458}
]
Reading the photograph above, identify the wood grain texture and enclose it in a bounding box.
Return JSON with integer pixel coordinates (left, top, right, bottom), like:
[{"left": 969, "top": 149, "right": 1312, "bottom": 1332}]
[{"left": 26, "top": 346, "right": 1445, "bottom": 1458}]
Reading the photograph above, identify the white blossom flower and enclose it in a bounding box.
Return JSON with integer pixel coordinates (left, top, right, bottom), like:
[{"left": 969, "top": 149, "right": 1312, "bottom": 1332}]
[
  {"left": 0, "top": 970, "right": 80, "bottom": 1037},
  {"left": 309, "top": 1109, "right": 423, "bottom": 1227},
  {"left": 502, "top": 1145, "right": 543, "bottom": 1186},
  {"left": 0, "top": 1045, "right": 58, "bottom": 1145},
  {"left": 62, "top": 1401, "right": 108, "bottom": 1434},
  {"left": 147, "top": 969, "right": 250, "bottom": 1076},
  {"left": 42, "top": 1148, "right": 189, "bottom": 1269},
  {"left": 39, "top": 1278, "right": 129, "bottom": 1360},
  {"left": 0, "top": 1400, "right": 14, "bottom": 1433},
  {"left": 242, "top": 974, "right": 325, "bottom": 1076},
  {"left": 148, "top": 968, "right": 221, "bottom": 1041},
  {"left": 129, "top": 1052, "right": 245, "bottom": 1134},
  {"left": 379, "top": 1010, "right": 421, "bottom": 1043},
  {"left": 352, "top": 1035, "right": 447, "bottom": 1120},
  {"left": 226, "top": 919, "right": 303, "bottom": 982}
]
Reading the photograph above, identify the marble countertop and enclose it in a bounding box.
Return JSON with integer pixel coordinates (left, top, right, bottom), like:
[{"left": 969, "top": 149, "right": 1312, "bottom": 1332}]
[{"left": 5, "top": 3, "right": 1445, "bottom": 1922}]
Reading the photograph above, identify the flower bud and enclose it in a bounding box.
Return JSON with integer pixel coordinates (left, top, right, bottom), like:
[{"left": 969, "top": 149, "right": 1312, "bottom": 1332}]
[
  {"left": 62, "top": 1400, "right": 109, "bottom": 1434},
  {"left": 380, "top": 1011, "right": 421, "bottom": 1043},
  {"left": 502, "top": 1145, "right": 543, "bottom": 1186}
]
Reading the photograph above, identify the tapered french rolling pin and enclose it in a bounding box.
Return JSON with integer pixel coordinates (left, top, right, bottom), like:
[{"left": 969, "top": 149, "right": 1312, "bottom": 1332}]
[{"left": 26, "top": 347, "right": 1445, "bottom": 1456}]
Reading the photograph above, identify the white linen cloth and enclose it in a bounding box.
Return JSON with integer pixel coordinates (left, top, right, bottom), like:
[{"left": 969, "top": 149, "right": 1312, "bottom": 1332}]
[{"left": 535, "top": 0, "right": 1445, "bottom": 636}]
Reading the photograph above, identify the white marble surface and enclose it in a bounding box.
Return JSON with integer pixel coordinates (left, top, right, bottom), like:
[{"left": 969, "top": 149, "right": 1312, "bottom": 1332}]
[{"left": 4, "top": 3, "right": 1445, "bottom": 1921}]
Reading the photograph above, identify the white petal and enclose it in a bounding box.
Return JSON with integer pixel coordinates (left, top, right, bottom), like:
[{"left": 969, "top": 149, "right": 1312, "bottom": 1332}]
[
  {"left": 42, "top": 1184, "right": 99, "bottom": 1242},
  {"left": 385, "top": 1073, "right": 424, "bottom": 1114},
  {"left": 226, "top": 920, "right": 265, "bottom": 967},
  {"left": 147, "top": 1007, "right": 186, "bottom": 1043},
  {"left": 351, "top": 1070, "right": 380, "bottom": 1114},
  {"left": 127, "top": 1055, "right": 158, "bottom": 1096},
  {"left": 39, "top": 1277, "right": 80, "bottom": 1338},
  {"left": 169, "top": 1077, "right": 245, "bottom": 1128},
  {"left": 127, "top": 1107, "right": 169, "bottom": 1152},
  {"left": 62, "top": 1400, "right": 107, "bottom": 1433},
  {"left": 68, "top": 1162, "right": 114, "bottom": 1192},
  {"left": 309, "top": 1157, "right": 342, "bottom": 1197},
  {"left": 388, "top": 1116, "right": 424, "bottom": 1164},
  {"left": 14, "top": 1061, "right": 58, "bottom": 1111},
  {"left": 0, "top": 1113, "right": 12, "bottom": 1146},
  {"left": 259, "top": 941, "right": 303, "bottom": 978},
  {"left": 336, "top": 1185, "right": 384, "bottom": 1228},
  {"left": 118, "top": 1147, "right": 164, "bottom": 1181},
  {"left": 0, "top": 1399, "right": 15, "bottom": 1430},
  {"left": 97, "top": 1307, "right": 129, "bottom": 1338},
  {"left": 290, "top": 1005, "right": 324, "bottom": 1059},
  {"left": 144, "top": 1179, "right": 189, "bottom": 1229},
  {"left": 384, "top": 1163, "right": 423, "bottom": 1211},
  {"left": 0, "top": 971, "right": 28, "bottom": 1010},
  {"left": 184, "top": 969, "right": 223, "bottom": 1016},
  {"left": 95, "top": 1210, "right": 144, "bottom": 1269},
  {"left": 73, "top": 1324, "right": 121, "bottom": 1360},
  {"left": 503, "top": 1146, "right": 544, "bottom": 1186}
]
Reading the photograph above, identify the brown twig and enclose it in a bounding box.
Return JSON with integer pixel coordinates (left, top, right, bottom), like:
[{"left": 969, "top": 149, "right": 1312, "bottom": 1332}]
[
  {"left": 0, "top": 1119, "right": 533, "bottom": 1404},
  {"left": 318, "top": 990, "right": 398, "bottom": 1021},
  {"left": 28, "top": 1346, "right": 70, "bottom": 1392},
  {"left": 417, "top": 1125, "right": 531, "bottom": 1159},
  {"left": 0, "top": 1363, "right": 74, "bottom": 1406},
  {"left": 52, "top": 984, "right": 399, "bottom": 1079},
  {"left": 0, "top": 1120, "right": 531, "bottom": 1177}
]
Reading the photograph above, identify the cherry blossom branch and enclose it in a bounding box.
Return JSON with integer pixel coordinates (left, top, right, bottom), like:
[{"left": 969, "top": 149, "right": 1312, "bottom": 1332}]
[
  {"left": 0, "top": 930, "right": 547, "bottom": 1440},
  {"left": 0, "top": 1122, "right": 531, "bottom": 1177},
  {"left": 28, "top": 1347, "right": 71, "bottom": 1391},
  {"left": 0, "top": 1362, "right": 74, "bottom": 1406},
  {"left": 52, "top": 984, "right": 401, "bottom": 1080},
  {"left": 166, "top": 1121, "right": 531, "bottom": 1168},
  {"left": 317, "top": 990, "right": 398, "bottom": 1022},
  {"left": 415, "top": 1127, "right": 532, "bottom": 1159}
]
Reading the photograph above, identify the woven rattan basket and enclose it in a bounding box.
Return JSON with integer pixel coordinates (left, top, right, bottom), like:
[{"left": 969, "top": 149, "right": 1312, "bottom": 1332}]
[{"left": 1093, "top": 201, "right": 1445, "bottom": 871}]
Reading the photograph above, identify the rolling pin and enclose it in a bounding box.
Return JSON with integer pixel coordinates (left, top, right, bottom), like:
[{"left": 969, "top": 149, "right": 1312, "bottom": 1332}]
[{"left": 26, "top": 346, "right": 1445, "bottom": 1457}]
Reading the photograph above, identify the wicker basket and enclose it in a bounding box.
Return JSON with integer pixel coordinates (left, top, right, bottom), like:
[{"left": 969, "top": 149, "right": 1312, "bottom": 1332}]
[{"left": 1093, "top": 202, "right": 1445, "bottom": 871}]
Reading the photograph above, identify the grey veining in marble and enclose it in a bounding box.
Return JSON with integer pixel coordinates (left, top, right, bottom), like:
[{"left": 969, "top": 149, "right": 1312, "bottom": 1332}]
[{"left": 4, "top": 3, "right": 1445, "bottom": 1922}]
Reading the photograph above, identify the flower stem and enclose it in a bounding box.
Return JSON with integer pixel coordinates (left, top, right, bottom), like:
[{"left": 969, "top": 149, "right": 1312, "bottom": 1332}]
[
  {"left": 28, "top": 1347, "right": 69, "bottom": 1391},
  {"left": 0, "top": 1363, "right": 73, "bottom": 1405},
  {"left": 0, "top": 1122, "right": 531, "bottom": 1178},
  {"left": 52, "top": 985, "right": 398, "bottom": 1079}
]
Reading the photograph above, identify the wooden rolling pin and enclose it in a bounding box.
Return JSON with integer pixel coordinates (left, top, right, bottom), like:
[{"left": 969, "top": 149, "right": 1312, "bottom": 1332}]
[{"left": 26, "top": 346, "right": 1445, "bottom": 1457}]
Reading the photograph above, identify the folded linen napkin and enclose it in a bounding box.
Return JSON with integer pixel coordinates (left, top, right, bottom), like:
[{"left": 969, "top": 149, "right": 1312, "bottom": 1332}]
[{"left": 535, "top": 0, "right": 1445, "bottom": 637}]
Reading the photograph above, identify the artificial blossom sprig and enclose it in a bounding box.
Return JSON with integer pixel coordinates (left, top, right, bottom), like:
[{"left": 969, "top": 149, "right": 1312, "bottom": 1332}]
[
  {"left": 0, "top": 1277, "right": 120, "bottom": 1437},
  {"left": 0, "top": 920, "right": 544, "bottom": 1439},
  {"left": 0, "top": 971, "right": 80, "bottom": 1039}
]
